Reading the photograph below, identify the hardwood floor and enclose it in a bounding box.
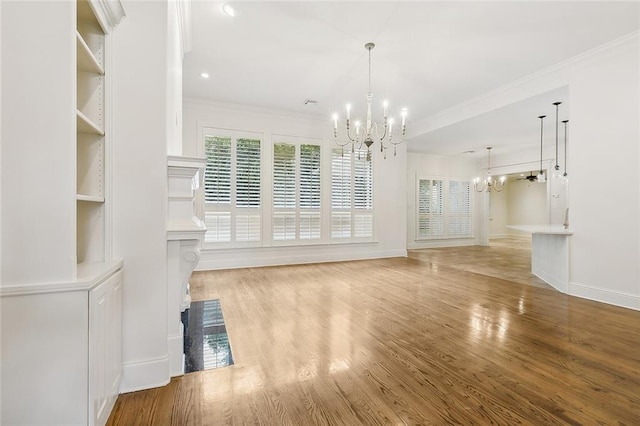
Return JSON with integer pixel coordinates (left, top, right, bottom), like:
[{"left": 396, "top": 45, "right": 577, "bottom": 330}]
[
  {"left": 107, "top": 240, "right": 640, "bottom": 425},
  {"left": 408, "top": 236, "right": 552, "bottom": 289}
]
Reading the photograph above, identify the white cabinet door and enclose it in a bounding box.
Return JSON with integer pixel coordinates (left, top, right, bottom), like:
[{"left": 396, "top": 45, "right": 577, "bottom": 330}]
[{"left": 89, "top": 270, "right": 123, "bottom": 426}]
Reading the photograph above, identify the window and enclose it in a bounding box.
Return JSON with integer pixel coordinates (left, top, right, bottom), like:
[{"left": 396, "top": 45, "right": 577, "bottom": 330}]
[
  {"left": 417, "top": 176, "right": 472, "bottom": 240},
  {"left": 273, "top": 139, "right": 321, "bottom": 242},
  {"left": 417, "top": 178, "right": 444, "bottom": 238},
  {"left": 448, "top": 180, "right": 471, "bottom": 236},
  {"left": 299, "top": 144, "right": 321, "bottom": 239},
  {"left": 200, "top": 126, "right": 378, "bottom": 249},
  {"left": 203, "top": 128, "right": 262, "bottom": 246},
  {"left": 331, "top": 148, "right": 374, "bottom": 240}
]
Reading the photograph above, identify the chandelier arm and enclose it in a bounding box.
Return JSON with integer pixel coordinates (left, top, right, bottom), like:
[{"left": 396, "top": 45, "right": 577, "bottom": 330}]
[
  {"left": 369, "top": 121, "right": 389, "bottom": 142},
  {"left": 330, "top": 42, "right": 407, "bottom": 161},
  {"left": 345, "top": 121, "right": 357, "bottom": 143},
  {"left": 334, "top": 138, "right": 352, "bottom": 148},
  {"left": 387, "top": 138, "right": 404, "bottom": 146}
]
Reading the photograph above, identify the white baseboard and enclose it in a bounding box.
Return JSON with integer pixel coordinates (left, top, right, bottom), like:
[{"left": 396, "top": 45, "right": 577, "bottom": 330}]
[
  {"left": 407, "top": 238, "right": 478, "bottom": 250},
  {"left": 196, "top": 247, "right": 406, "bottom": 271},
  {"left": 168, "top": 332, "right": 185, "bottom": 377},
  {"left": 569, "top": 281, "right": 640, "bottom": 311},
  {"left": 120, "top": 355, "right": 170, "bottom": 393},
  {"left": 489, "top": 233, "right": 512, "bottom": 239}
]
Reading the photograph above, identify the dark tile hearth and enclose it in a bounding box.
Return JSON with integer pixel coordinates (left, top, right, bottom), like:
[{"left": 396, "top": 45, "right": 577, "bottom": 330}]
[{"left": 182, "top": 299, "right": 234, "bottom": 373}]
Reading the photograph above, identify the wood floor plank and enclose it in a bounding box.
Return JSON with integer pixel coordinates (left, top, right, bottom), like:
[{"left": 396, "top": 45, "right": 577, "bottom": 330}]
[{"left": 108, "top": 238, "right": 640, "bottom": 425}]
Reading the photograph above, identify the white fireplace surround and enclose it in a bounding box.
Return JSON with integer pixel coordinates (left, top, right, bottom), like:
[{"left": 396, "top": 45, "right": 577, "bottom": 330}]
[{"left": 167, "top": 155, "right": 207, "bottom": 377}]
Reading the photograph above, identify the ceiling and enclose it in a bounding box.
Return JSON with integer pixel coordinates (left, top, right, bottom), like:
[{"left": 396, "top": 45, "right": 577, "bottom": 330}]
[
  {"left": 183, "top": 1, "right": 640, "bottom": 156},
  {"left": 408, "top": 85, "right": 570, "bottom": 158}
]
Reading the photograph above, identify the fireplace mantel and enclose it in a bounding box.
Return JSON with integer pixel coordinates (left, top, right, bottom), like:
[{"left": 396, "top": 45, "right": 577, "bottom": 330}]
[{"left": 167, "top": 155, "right": 207, "bottom": 376}]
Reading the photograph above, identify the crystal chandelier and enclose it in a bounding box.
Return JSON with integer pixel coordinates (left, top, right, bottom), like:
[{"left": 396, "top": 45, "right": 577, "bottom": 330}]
[
  {"left": 473, "top": 147, "right": 506, "bottom": 192},
  {"left": 332, "top": 42, "right": 407, "bottom": 161}
]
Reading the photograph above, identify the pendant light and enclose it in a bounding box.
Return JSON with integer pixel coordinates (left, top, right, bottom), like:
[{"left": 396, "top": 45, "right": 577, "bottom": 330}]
[
  {"left": 537, "top": 115, "right": 546, "bottom": 183},
  {"left": 562, "top": 119, "right": 569, "bottom": 178},
  {"left": 552, "top": 101, "right": 562, "bottom": 178}
]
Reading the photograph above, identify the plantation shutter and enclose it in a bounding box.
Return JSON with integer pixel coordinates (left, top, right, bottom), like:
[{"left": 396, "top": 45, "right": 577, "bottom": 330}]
[
  {"left": 354, "top": 149, "right": 373, "bottom": 238},
  {"left": 331, "top": 148, "right": 351, "bottom": 238},
  {"left": 235, "top": 138, "right": 261, "bottom": 208},
  {"left": 448, "top": 180, "right": 471, "bottom": 236},
  {"left": 417, "top": 178, "right": 444, "bottom": 238},
  {"left": 299, "top": 144, "right": 321, "bottom": 240},
  {"left": 235, "top": 138, "right": 261, "bottom": 242},
  {"left": 204, "top": 136, "right": 231, "bottom": 204},
  {"left": 203, "top": 129, "right": 263, "bottom": 246},
  {"left": 204, "top": 135, "right": 232, "bottom": 243},
  {"left": 273, "top": 143, "right": 296, "bottom": 240},
  {"left": 204, "top": 212, "right": 231, "bottom": 243}
]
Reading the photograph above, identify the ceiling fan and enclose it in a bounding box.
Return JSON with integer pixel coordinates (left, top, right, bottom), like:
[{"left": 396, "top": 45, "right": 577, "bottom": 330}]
[{"left": 516, "top": 172, "right": 539, "bottom": 182}]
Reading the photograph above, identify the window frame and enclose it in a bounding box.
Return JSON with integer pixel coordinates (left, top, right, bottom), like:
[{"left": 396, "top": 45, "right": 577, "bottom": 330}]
[
  {"left": 271, "top": 135, "right": 322, "bottom": 246},
  {"left": 331, "top": 147, "right": 375, "bottom": 242},
  {"left": 202, "top": 127, "right": 264, "bottom": 248},
  {"left": 416, "top": 174, "right": 473, "bottom": 241}
]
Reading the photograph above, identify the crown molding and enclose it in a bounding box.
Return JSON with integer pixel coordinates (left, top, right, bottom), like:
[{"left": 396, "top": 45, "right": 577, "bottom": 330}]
[
  {"left": 176, "top": 0, "right": 192, "bottom": 57},
  {"left": 409, "top": 30, "right": 640, "bottom": 139},
  {"left": 184, "top": 97, "right": 326, "bottom": 123},
  {"left": 89, "top": 0, "right": 126, "bottom": 33}
]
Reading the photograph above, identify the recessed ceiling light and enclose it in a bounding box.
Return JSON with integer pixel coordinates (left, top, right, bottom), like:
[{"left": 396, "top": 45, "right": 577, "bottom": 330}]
[
  {"left": 200, "top": 72, "right": 210, "bottom": 79},
  {"left": 222, "top": 3, "right": 237, "bottom": 17}
]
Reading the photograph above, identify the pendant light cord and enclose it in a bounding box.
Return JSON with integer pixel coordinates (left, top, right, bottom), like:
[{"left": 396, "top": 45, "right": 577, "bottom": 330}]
[
  {"left": 539, "top": 115, "right": 545, "bottom": 174},
  {"left": 563, "top": 120, "right": 569, "bottom": 176},
  {"left": 554, "top": 102, "right": 561, "bottom": 170}
]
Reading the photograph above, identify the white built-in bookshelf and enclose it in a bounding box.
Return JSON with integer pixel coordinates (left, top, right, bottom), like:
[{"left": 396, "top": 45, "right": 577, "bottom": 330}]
[
  {"left": 77, "top": 0, "right": 107, "bottom": 264},
  {"left": 0, "top": 1, "right": 125, "bottom": 425}
]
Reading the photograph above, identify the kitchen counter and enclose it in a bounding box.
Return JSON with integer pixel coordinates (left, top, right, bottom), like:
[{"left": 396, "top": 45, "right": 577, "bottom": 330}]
[
  {"left": 507, "top": 225, "right": 572, "bottom": 293},
  {"left": 507, "top": 224, "right": 572, "bottom": 235}
]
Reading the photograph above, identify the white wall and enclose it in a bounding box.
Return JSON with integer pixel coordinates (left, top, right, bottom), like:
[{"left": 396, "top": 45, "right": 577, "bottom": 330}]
[
  {"left": 1, "top": 0, "right": 3, "bottom": 289},
  {"left": 418, "top": 33, "right": 640, "bottom": 310},
  {"left": 496, "top": 37, "right": 640, "bottom": 310},
  {"left": 489, "top": 179, "right": 549, "bottom": 237},
  {"left": 489, "top": 184, "right": 509, "bottom": 237},
  {"left": 166, "top": 0, "right": 183, "bottom": 156},
  {"left": 1, "top": 0, "right": 4, "bottom": 411},
  {"left": 1, "top": 1, "right": 76, "bottom": 285},
  {"left": 406, "top": 153, "right": 480, "bottom": 249},
  {"left": 112, "top": 0, "right": 170, "bottom": 392},
  {"left": 507, "top": 179, "right": 547, "bottom": 227},
  {"left": 183, "top": 99, "right": 407, "bottom": 270},
  {"left": 568, "top": 36, "right": 639, "bottom": 308}
]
